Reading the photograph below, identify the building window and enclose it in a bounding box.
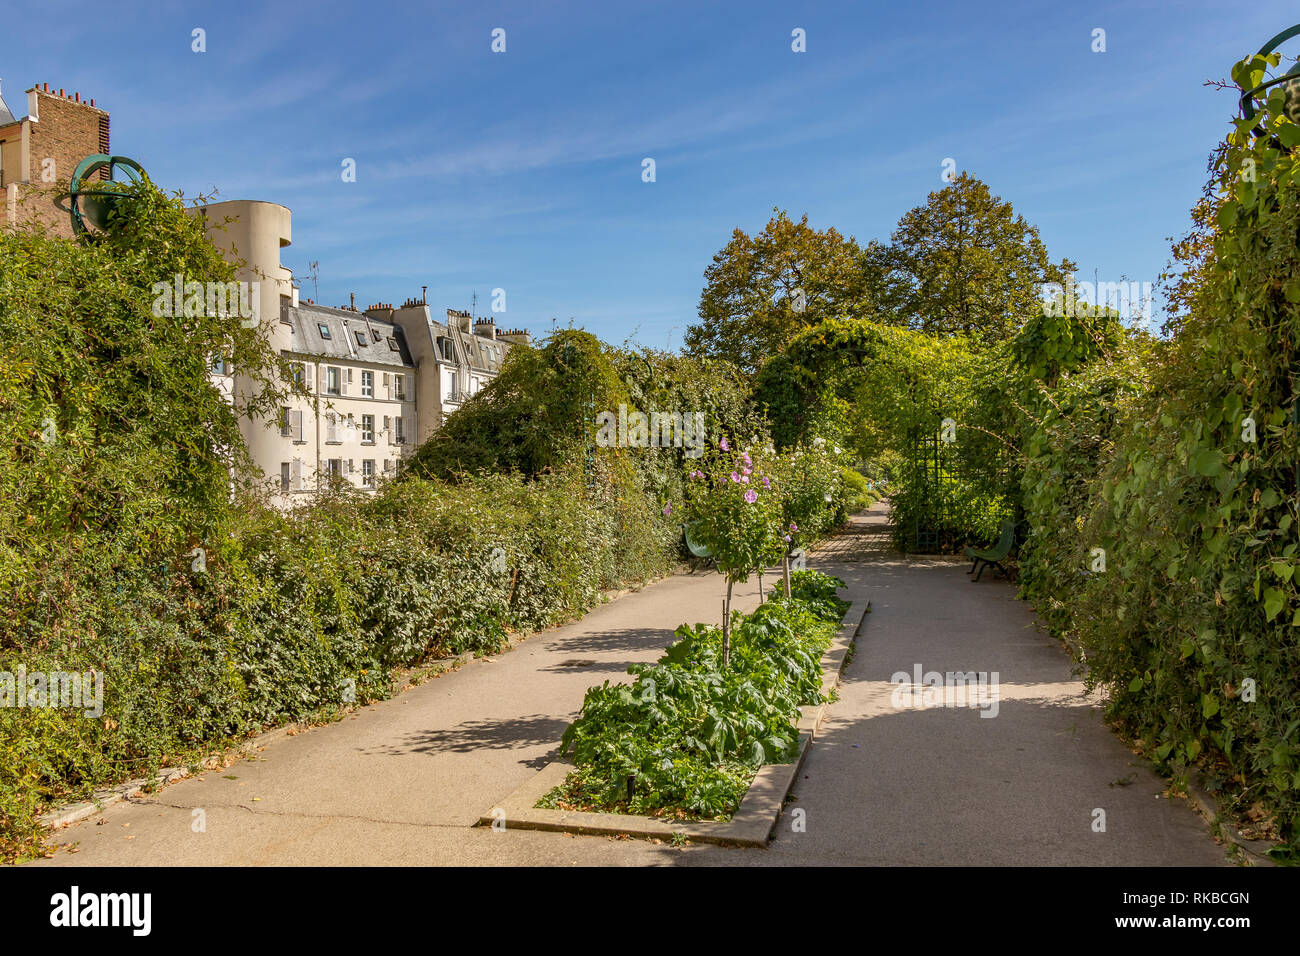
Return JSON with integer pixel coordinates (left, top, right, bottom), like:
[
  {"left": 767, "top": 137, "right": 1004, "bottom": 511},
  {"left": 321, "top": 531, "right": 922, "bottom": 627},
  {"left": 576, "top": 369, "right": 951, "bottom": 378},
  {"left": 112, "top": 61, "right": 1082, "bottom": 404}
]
[
  {"left": 355, "top": 330, "right": 368, "bottom": 347},
  {"left": 438, "top": 337, "right": 454, "bottom": 361},
  {"left": 447, "top": 370, "right": 458, "bottom": 399},
  {"left": 362, "top": 459, "right": 375, "bottom": 487},
  {"left": 395, "top": 416, "right": 405, "bottom": 445},
  {"left": 361, "top": 370, "right": 374, "bottom": 397},
  {"left": 318, "top": 323, "right": 331, "bottom": 339},
  {"left": 327, "top": 366, "right": 341, "bottom": 395},
  {"left": 387, "top": 336, "right": 399, "bottom": 351},
  {"left": 361, "top": 414, "right": 375, "bottom": 443},
  {"left": 290, "top": 362, "right": 306, "bottom": 388},
  {"left": 327, "top": 458, "right": 343, "bottom": 479},
  {"left": 371, "top": 330, "right": 382, "bottom": 343},
  {"left": 211, "top": 354, "right": 227, "bottom": 375},
  {"left": 280, "top": 408, "right": 304, "bottom": 442},
  {"left": 280, "top": 462, "right": 290, "bottom": 492},
  {"left": 393, "top": 374, "right": 405, "bottom": 400},
  {"left": 326, "top": 413, "right": 339, "bottom": 443}
]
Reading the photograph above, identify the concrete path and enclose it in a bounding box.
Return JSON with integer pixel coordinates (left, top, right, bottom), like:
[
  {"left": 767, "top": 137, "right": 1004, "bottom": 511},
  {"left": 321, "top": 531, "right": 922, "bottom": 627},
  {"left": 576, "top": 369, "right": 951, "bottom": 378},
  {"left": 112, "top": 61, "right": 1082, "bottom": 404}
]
[{"left": 30, "top": 501, "right": 1229, "bottom": 866}]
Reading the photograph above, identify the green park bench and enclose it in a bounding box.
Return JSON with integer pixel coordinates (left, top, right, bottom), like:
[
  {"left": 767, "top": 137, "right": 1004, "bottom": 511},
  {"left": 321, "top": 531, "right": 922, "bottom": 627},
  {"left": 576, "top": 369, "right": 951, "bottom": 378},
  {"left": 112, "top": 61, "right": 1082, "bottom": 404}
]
[{"left": 964, "top": 519, "right": 1015, "bottom": 582}]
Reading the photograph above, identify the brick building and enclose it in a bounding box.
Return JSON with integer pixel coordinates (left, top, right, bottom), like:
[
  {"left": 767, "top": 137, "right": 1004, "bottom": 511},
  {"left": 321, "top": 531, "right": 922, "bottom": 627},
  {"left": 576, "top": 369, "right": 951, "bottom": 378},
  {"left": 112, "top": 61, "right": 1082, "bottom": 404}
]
[{"left": 0, "top": 80, "right": 110, "bottom": 238}]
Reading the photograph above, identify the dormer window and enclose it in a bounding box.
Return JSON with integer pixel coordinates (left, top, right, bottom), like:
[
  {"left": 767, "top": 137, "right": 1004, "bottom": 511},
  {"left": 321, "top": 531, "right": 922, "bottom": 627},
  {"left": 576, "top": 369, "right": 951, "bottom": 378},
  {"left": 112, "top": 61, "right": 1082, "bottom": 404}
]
[
  {"left": 318, "top": 323, "right": 331, "bottom": 339},
  {"left": 355, "top": 331, "right": 368, "bottom": 347}
]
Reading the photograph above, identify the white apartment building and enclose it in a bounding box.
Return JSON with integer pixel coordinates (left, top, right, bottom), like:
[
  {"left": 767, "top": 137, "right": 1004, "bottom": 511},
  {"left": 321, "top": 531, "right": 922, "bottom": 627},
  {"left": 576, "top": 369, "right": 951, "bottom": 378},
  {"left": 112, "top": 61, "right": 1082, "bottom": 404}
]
[
  {"left": 366, "top": 299, "right": 528, "bottom": 441},
  {"left": 277, "top": 301, "right": 417, "bottom": 497},
  {"left": 196, "top": 198, "right": 529, "bottom": 503}
]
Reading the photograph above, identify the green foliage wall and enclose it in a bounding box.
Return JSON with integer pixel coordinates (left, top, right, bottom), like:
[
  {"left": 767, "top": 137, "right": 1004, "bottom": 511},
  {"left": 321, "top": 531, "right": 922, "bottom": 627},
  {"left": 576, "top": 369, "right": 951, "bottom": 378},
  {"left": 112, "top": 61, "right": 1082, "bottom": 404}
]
[{"left": 1016, "top": 57, "right": 1300, "bottom": 848}]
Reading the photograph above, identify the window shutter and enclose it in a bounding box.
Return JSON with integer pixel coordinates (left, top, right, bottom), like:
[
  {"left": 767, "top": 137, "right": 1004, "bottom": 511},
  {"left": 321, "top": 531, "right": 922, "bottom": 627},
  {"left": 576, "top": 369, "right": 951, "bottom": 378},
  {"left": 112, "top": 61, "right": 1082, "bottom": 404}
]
[
  {"left": 346, "top": 459, "right": 354, "bottom": 475},
  {"left": 290, "top": 458, "right": 303, "bottom": 491},
  {"left": 292, "top": 409, "right": 303, "bottom": 442},
  {"left": 326, "top": 413, "right": 337, "bottom": 443},
  {"left": 341, "top": 368, "right": 349, "bottom": 395},
  {"left": 384, "top": 416, "right": 392, "bottom": 445}
]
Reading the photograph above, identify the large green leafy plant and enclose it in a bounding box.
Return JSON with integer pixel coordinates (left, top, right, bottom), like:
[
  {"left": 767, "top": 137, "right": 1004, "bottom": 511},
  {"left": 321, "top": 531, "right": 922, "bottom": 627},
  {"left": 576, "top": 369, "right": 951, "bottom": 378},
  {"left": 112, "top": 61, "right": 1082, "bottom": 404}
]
[{"left": 549, "top": 570, "right": 848, "bottom": 819}]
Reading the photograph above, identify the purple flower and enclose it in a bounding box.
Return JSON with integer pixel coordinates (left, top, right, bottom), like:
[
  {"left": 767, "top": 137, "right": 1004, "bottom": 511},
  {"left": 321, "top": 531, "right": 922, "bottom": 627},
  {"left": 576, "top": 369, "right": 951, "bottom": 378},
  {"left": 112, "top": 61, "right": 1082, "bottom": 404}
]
[
  {"left": 743, "top": 489, "right": 758, "bottom": 504},
  {"left": 789, "top": 522, "right": 798, "bottom": 532},
  {"left": 783, "top": 534, "right": 792, "bottom": 543},
  {"left": 663, "top": 503, "right": 672, "bottom": 516},
  {"left": 719, "top": 437, "right": 729, "bottom": 451},
  {"left": 761, "top": 477, "right": 771, "bottom": 489},
  {"left": 740, "top": 475, "right": 749, "bottom": 484},
  {"left": 730, "top": 472, "right": 741, "bottom": 483}
]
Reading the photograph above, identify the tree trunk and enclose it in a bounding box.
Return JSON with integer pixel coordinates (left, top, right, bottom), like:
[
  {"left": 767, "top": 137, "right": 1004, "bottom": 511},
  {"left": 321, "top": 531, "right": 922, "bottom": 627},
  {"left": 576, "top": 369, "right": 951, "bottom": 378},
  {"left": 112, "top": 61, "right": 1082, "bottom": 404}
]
[
  {"left": 722, "top": 578, "right": 734, "bottom": 669},
  {"left": 782, "top": 552, "right": 792, "bottom": 599},
  {"left": 758, "top": 569, "right": 764, "bottom": 601}
]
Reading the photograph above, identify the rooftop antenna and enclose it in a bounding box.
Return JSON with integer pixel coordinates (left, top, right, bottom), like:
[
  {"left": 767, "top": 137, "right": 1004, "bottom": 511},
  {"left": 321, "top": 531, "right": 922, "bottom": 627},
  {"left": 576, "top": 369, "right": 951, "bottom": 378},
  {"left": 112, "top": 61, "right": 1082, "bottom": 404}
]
[
  {"left": 306, "top": 261, "right": 319, "bottom": 302},
  {"left": 471, "top": 290, "right": 477, "bottom": 316}
]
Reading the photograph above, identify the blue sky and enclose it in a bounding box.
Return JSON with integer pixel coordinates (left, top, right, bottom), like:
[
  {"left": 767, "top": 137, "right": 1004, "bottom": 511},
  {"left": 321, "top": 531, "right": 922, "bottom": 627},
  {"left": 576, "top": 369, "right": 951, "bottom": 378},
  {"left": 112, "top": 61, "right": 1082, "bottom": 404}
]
[{"left": 3, "top": 0, "right": 1295, "bottom": 347}]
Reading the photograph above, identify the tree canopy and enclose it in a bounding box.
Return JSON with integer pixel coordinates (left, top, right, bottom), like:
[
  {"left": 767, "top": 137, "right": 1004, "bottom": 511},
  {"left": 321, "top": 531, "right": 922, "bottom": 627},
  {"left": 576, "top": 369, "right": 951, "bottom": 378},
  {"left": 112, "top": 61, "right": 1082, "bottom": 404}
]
[
  {"left": 876, "top": 173, "right": 1074, "bottom": 345},
  {"left": 684, "top": 209, "right": 874, "bottom": 376}
]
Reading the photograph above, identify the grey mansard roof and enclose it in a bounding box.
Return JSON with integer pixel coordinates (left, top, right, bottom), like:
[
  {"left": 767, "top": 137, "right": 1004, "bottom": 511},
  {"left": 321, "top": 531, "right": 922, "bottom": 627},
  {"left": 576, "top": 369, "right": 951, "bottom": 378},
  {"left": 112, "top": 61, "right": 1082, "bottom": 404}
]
[{"left": 283, "top": 302, "right": 415, "bottom": 368}]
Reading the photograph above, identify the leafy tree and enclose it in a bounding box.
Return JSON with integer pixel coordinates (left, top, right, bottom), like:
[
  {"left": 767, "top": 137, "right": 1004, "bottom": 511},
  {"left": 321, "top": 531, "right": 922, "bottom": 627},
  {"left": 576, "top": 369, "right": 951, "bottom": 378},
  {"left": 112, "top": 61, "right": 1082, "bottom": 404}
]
[
  {"left": 0, "top": 179, "right": 290, "bottom": 639},
  {"left": 877, "top": 173, "right": 1074, "bottom": 345},
  {"left": 405, "top": 329, "right": 627, "bottom": 479},
  {"left": 685, "top": 209, "right": 876, "bottom": 375}
]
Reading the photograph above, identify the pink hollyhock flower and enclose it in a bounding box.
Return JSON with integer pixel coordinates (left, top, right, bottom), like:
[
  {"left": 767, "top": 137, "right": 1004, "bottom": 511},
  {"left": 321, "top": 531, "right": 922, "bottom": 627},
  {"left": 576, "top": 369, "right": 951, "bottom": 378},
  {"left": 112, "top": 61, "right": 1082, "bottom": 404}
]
[
  {"left": 730, "top": 472, "right": 741, "bottom": 483},
  {"left": 743, "top": 489, "right": 758, "bottom": 504},
  {"left": 740, "top": 475, "right": 749, "bottom": 484},
  {"left": 719, "top": 437, "right": 729, "bottom": 451}
]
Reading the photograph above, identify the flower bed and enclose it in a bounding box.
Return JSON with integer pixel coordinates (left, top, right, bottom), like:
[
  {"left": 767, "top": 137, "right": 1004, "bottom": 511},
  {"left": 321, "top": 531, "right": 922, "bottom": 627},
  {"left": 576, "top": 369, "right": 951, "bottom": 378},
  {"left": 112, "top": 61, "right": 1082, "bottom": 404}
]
[{"left": 539, "top": 570, "right": 849, "bottom": 820}]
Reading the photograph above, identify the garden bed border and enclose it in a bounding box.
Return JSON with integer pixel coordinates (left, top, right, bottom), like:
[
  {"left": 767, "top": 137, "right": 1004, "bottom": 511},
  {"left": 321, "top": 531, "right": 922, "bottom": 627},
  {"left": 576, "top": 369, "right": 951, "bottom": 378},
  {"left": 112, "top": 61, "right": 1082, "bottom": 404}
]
[{"left": 477, "top": 600, "right": 870, "bottom": 847}]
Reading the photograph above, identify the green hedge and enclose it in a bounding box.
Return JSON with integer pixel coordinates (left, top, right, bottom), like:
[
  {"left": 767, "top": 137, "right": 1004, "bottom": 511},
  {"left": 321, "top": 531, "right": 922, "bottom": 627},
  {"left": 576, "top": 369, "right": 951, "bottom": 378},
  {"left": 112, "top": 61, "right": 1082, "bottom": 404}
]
[
  {"left": 1014, "top": 61, "right": 1300, "bottom": 853},
  {"left": 0, "top": 462, "right": 679, "bottom": 862}
]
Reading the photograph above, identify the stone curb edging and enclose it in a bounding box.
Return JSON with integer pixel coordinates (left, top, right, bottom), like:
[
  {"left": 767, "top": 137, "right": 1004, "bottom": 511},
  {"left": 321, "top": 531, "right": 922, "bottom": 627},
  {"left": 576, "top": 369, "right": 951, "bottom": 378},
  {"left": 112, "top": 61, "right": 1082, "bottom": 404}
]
[
  {"left": 1183, "top": 772, "right": 1279, "bottom": 867},
  {"left": 476, "top": 600, "right": 871, "bottom": 847}
]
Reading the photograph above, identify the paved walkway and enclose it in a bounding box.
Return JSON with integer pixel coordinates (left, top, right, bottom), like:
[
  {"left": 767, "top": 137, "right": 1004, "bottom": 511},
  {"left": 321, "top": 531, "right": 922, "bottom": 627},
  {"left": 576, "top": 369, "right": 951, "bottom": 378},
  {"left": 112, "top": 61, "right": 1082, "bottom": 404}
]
[{"left": 31, "top": 501, "right": 1228, "bottom": 866}]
